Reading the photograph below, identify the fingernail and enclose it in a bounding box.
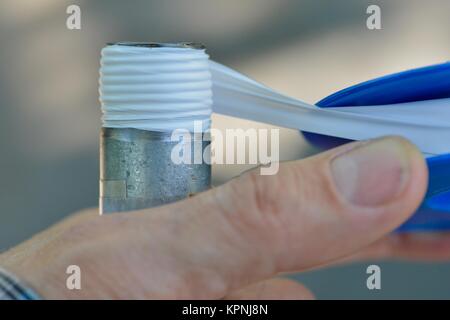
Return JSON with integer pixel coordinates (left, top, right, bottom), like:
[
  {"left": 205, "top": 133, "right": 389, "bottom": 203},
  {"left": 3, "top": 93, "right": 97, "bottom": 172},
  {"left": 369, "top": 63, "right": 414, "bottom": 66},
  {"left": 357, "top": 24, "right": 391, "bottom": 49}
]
[{"left": 331, "top": 137, "right": 414, "bottom": 207}]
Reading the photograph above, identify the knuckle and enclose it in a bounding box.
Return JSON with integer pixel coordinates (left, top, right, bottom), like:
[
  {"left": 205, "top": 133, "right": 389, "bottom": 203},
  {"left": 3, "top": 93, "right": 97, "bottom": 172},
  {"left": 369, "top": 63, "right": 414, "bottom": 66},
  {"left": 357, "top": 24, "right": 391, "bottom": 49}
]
[
  {"left": 246, "top": 169, "right": 285, "bottom": 218},
  {"left": 228, "top": 167, "right": 293, "bottom": 245}
]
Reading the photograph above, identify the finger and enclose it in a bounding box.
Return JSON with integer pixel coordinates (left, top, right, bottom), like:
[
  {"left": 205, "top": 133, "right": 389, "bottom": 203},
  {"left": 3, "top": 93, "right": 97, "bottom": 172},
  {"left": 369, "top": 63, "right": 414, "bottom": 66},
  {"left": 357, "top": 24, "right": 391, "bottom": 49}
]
[
  {"left": 340, "top": 232, "right": 450, "bottom": 263},
  {"left": 224, "top": 278, "right": 314, "bottom": 300},
  {"left": 121, "top": 136, "right": 427, "bottom": 298}
]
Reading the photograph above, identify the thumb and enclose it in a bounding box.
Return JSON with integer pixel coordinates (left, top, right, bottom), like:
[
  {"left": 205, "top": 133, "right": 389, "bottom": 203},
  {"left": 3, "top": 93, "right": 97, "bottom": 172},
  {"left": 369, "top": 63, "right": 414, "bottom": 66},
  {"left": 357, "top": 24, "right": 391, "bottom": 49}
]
[{"left": 133, "top": 135, "right": 428, "bottom": 297}]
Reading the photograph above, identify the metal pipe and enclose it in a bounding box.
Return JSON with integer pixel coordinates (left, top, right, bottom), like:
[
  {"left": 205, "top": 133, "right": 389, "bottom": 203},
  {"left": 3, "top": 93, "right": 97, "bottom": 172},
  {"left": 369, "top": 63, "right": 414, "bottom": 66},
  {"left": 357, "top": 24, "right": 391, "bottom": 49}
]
[{"left": 99, "top": 42, "right": 211, "bottom": 214}]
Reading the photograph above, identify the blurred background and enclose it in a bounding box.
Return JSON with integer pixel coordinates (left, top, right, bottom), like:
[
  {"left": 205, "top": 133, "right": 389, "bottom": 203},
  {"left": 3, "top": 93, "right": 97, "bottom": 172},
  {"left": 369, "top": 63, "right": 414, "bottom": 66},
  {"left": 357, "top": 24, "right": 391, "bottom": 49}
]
[{"left": 0, "top": 0, "right": 449, "bottom": 299}]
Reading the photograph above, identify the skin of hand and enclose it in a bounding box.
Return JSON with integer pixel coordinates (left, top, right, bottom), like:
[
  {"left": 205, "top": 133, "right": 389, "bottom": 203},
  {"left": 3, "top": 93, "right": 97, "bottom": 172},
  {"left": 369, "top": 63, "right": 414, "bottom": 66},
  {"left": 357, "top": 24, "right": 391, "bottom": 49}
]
[{"left": 1, "top": 135, "right": 450, "bottom": 299}]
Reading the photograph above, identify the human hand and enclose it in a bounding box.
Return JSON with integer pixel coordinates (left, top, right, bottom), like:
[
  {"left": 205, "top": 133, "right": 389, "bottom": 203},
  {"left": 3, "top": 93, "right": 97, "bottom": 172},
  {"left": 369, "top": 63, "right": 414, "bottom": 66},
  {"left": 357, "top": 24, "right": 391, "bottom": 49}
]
[{"left": 2, "top": 136, "right": 448, "bottom": 299}]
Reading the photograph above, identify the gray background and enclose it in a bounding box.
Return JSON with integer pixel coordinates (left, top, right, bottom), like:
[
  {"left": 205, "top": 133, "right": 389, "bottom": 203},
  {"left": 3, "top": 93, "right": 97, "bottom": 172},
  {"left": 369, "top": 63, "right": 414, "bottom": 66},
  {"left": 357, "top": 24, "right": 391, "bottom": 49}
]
[{"left": 0, "top": 0, "right": 449, "bottom": 299}]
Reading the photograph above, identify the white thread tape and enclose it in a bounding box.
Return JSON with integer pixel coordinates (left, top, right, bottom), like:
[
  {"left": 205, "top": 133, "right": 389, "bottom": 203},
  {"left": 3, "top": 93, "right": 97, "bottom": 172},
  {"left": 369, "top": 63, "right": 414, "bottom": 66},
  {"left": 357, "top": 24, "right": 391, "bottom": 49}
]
[
  {"left": 100, "top": 45, "right": 212, "bottom": 132},
  {"left": 100, "top": 45, "right": 450, "bottom": 155}
]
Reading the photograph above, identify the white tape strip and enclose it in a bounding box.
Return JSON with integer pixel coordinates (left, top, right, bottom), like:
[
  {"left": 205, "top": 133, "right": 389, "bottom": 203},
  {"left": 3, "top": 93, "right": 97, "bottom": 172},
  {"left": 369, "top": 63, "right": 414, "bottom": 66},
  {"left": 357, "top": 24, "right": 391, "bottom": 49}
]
[
  {"left": 100, "top": 45, "right": 450, "bottom": 154},
  {"left": 100, "top": 45, "right": 212, "bottom": 132},
  {"left": 210, "top": 61, "right": 450, "bottom": 155}
]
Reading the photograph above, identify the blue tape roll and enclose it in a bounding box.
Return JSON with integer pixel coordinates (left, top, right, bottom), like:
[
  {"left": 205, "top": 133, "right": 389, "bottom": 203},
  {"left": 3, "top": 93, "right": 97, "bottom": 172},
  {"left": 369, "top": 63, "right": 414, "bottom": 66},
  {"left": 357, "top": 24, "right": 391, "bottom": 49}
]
[{"left": 303, "top": 62, "right": 450, "bottom": 231}]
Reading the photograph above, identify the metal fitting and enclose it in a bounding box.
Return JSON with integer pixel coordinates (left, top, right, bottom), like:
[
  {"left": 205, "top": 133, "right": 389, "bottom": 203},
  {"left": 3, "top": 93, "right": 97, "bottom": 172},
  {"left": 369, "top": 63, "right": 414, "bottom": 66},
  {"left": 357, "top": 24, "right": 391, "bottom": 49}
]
[{"left": 99, "top": 42, "right": 211, "bottom": 214}]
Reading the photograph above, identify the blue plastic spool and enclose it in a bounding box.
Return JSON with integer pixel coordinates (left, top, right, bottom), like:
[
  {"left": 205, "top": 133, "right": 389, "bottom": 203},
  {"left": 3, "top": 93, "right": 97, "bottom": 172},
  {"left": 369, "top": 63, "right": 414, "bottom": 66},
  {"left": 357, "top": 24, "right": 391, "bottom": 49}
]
[{"left": 303, "top": 62, "right": 450, "bottom": 231}]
